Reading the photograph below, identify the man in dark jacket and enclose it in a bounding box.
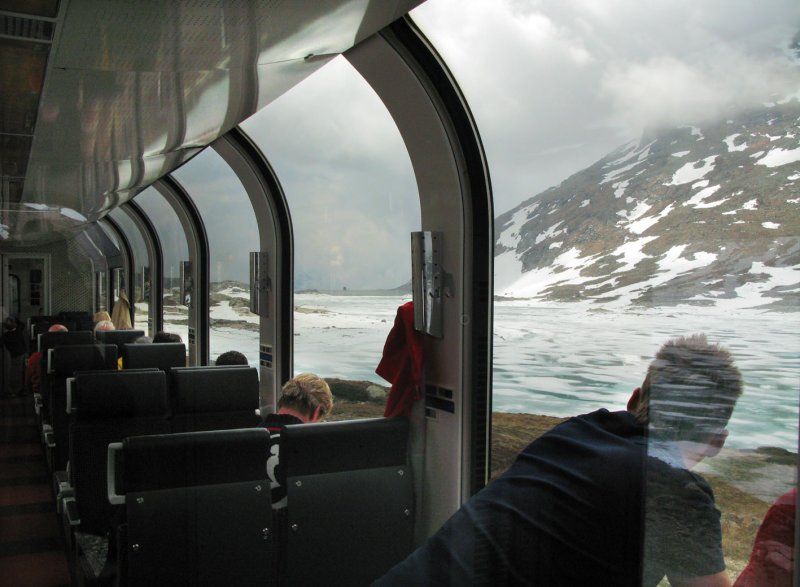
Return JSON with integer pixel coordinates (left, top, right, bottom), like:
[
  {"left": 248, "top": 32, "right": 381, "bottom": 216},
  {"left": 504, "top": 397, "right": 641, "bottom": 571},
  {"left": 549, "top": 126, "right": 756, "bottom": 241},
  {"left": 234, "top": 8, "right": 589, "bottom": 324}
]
[{"left": 375, "top": 334, "right": 742, "bottom": 587}]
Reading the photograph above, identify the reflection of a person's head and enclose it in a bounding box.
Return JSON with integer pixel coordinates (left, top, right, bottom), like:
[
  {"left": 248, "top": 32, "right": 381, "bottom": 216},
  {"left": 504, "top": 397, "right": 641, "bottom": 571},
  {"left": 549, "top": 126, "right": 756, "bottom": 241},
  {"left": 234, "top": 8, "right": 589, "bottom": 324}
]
[{"left": 631, "top": 334, "right": 742, "bottom": 459}]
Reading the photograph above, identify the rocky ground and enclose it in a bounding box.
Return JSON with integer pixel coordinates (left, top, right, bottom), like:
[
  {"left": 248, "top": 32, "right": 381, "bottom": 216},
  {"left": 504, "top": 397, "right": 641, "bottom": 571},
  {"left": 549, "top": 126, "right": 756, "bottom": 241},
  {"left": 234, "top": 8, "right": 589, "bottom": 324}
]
[{"left": 328, "top": 380, "right": 793, "bottom": 582}]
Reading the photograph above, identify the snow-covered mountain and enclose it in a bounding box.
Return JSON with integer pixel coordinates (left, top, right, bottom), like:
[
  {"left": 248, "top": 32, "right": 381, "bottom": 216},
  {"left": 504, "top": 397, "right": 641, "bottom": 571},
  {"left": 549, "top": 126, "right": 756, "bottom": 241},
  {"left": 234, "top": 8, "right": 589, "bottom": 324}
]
[{"left": 495, "top": 99, "right": 800, "bottom": 310}]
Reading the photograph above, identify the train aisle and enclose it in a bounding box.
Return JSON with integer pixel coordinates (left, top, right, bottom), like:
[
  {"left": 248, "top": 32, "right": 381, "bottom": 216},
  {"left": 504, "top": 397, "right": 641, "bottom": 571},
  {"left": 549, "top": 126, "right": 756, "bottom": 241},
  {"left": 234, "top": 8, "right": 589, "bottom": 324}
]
[{"left": 0, "top": 394, "right": 71, "bottom": 586}]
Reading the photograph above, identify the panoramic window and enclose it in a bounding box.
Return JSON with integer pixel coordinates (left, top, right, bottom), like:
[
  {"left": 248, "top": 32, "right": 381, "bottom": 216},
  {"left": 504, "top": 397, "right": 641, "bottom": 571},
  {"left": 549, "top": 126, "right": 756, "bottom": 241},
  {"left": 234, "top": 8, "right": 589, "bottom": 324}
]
[
  {"left": 108, "top": 208, "right": 151, "bottom": 333},
  {"left": 172, "top": 149, "right": 260, "bottom": 365},
  {"left": 134, "top": 187, "right": 190, "bottom": 344},
  {"left": 241, "top": 55, "right": 421, "bottom": 420},
  {"left": 414, "top": 0, "right": 798, "bottom": 583}
]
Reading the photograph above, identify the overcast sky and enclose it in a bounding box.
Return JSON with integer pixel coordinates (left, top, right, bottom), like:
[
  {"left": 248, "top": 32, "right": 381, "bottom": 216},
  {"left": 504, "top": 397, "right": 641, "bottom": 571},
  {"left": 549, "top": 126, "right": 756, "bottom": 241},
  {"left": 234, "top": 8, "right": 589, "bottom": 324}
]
[{"left": 177, "top": 0, "right": 800, "bottom": 287}]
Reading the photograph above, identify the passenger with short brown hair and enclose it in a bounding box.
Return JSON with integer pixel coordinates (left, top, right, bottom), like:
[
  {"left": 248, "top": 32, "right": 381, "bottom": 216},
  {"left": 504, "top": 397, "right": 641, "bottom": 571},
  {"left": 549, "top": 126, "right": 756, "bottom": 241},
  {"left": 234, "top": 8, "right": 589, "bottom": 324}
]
[
  {"left": 263, "top": 373, "right": 333, "bottom": 508},
  {"left": 153, "top": 331, "right": 182, "bottom": 343},
  {"left": 215, "top": 350, "right": 248, "bottom": 366}
]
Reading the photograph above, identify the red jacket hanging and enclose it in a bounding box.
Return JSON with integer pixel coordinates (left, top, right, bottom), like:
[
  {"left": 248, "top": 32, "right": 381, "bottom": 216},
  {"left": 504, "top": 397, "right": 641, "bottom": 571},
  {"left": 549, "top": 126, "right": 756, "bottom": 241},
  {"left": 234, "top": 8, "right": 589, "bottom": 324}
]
[{"left": 376, "top": 302, "right": 423, "bottom": 418}]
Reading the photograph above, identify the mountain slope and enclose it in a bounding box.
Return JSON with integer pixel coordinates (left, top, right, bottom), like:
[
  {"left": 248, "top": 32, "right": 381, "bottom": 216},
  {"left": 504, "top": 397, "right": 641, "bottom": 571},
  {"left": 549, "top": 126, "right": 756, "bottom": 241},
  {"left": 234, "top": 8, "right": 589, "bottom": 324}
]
[{"left": 495, "top": 100, "right": 800, "bottom": 310}]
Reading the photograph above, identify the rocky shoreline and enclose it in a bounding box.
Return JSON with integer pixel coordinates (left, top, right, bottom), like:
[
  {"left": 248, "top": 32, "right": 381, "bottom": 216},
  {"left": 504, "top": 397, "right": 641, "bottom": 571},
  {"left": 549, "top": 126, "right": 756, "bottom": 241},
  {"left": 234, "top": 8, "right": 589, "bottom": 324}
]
[{"left": 327, "top": 381, "right": 795, "bottom": 581}]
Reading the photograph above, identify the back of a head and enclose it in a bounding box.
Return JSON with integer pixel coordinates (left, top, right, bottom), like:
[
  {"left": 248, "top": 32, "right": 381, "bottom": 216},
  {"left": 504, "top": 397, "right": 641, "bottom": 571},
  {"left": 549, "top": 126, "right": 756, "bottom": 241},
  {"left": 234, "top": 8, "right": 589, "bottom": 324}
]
[
  {"left": 48, "top": 324, "right": 68, "bottom": 333},
  {"left": 216, "top": 350, "right": 248, "bottom": 366},
  {"left": 2, "top": 317, "right": 16, "bottom": 331},
  {"left": 153, "top": 331, "right": 182, "bottom": 343},
  {"left": 278, "top": 373, "right": 333, "bottom": 420},
  {"left": 93, "top": 311, "right": 111, "bottom": 323},
  {"left": 94, "top": 320, "right": 115, "bottom": 333},
  {"left": 640, "top": 334, "right": 742, "bottom": 442}
]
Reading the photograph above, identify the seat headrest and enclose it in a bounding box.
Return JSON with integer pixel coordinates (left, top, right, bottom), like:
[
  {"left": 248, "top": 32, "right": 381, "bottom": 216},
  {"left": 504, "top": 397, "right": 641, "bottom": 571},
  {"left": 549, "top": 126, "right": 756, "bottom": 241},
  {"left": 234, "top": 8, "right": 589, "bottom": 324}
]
[
  {"left": 119, "top": 428, "right": 270, "bottom": 493},
  {"left": 38, "top": 330, "right": 93, "bottom": 353},
  {"left": 95, "top": 330, "right": 146, "bottom": 346},
  {"left": 171, "top": 366, "right": 259, "bottom": 413},
  {"left": 283, "top": 417, "right": 409, "bottom": 476},
  {"left": 73, "top": 370, "right": 168, "bottom": 418},
  {"left": 121, "top": 342, "right": 186, "bottom": 371},
  {"left": 50, "top": 344, "right": 118, "bottom": 376}
]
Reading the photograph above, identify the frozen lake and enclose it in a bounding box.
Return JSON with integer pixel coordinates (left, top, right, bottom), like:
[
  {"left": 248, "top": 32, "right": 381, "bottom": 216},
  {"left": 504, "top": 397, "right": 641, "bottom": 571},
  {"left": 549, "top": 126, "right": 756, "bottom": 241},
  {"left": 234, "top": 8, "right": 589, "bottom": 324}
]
[{"left": 166, "top": 293, "right": 799, "bottom": 452}]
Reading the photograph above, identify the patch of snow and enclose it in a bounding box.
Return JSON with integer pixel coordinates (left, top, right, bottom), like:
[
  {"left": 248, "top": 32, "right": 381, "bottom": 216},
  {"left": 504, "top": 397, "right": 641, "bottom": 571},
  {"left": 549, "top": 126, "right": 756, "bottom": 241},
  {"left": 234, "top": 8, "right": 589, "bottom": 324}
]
[
  {"left": 684, "top": 185, "right": 722, "bottom": 208},
  {"left": 671, "top": 151, "right": 690, "bottom": 158},
  {"left": 580, "top": 199, "right": 590, "bottom": 208},
  {"left": 217, "top": 287, "right": 251, "bottom": 300},
  {"left": 612, "top": 236, "right": 659, "bottom": 273},
  {"left": 682, "top": 126, "right": 704, "bottom": 140},
  {"left": 613, "top": 179, "right": 630, "bottom": 198},
  {"left": 750, "top": 151, "right": 765, "bottom": 159},
  {"left": 535, "top": 221, "right": 565, "bottom": 244},
  {"left": 788, "top": 198, "right": 800, "bottom": 204},
  {"left": 549, "top": 241, "right": 563, "bottom": 249},
  {"left": 756, "top": 147, "right": 800, "bottom": 168},
  {"left": 494, "top": 249, "right": 524, "bottom": 290},
  {"left": 210, "top": 300, "right": 259, "bottom": 324},
  {"left": 762, "top": 222, "right": 781, "bottom": 229},
  {"left": 616, "top": 201, "right": 651, "bottom": 222},
  {"left": 788, "top": 173, "right": 800, "bottom": 181},
  {"left": 497, "top": 203, "right": 539, "bottom": 249},
  {"left": 498, "top": 247, "right": 601, "bottom": 298},
  {"left": 742, "top": 199, "right": 759, "bottom": 211},
  {"left": 723, "top": 133, "right": 747, "bottom": 152},
  {"left": 692, "top": 180, "right": 710, "bottom": 189},
  {"left": 666, "top": 156, "right": 717, "bottom": 186},
  {"left": 628, "top": 203, "right": 675, "bottom": 235}
]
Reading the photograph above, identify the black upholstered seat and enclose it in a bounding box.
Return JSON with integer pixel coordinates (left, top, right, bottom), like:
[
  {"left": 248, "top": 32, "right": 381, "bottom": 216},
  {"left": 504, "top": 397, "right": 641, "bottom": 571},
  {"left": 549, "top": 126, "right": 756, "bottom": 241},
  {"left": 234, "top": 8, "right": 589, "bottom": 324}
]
[
  {"left": 169, "top": 366, "right": 260, "bottom": 432},
  {"left": 108, "top": 428, "right": 274, "bottom": 586},
  {"left": 94, "top": 329, "right": 145, "bottom": 346},
  {"left": 281, "top": 417, "right": 413, "bottom": 586},
  {"left": 121, "top": 341, "right": 186, "bottom": 371},
  {"left": 45, "top": 343, "right": 118, "bottom": 474}
]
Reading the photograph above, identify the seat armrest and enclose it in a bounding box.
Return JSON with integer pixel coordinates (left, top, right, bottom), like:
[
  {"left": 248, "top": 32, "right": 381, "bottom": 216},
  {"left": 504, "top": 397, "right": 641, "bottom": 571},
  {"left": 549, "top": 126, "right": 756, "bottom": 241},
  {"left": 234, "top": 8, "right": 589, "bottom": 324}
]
[
  {"left": 56, "top": 474, "right": 74, "bottom": 515},
  {"left": 63, "top": 497, "right": 81, "bottom": 526},
  {"left": 33, "top": 393, "right": 43, "bottom": 415},
  {"left": 42, "top": 424, "right": 55, "bottom": 448}
]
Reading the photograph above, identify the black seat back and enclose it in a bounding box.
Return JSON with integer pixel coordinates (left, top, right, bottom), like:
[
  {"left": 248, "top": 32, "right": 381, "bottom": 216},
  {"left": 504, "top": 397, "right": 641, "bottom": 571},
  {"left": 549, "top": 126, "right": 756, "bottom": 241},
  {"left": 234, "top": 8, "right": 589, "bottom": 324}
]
[
  {"left": 282, "top": 417, "right": 413, "bottom": 586},
  {"left": 170, "top": 366, "right": 260, "bottom": 432},
  {"left": 109, "top": 428, "right": 273, "bottom": 586},
  {"left": 69, "top": 370, "right": 169, "bottom": 535},
  {"left": 121, "top": 342, "right": 186, "bottom": 372},
  {"left": 37, "top": 331, "right": 94, "bottom": 417},
  {"left": 95, "top": 329, "right": 145, "bottom": 346},
  {"left": 47, "top": 344, "right": 118, "bottom": 473}
]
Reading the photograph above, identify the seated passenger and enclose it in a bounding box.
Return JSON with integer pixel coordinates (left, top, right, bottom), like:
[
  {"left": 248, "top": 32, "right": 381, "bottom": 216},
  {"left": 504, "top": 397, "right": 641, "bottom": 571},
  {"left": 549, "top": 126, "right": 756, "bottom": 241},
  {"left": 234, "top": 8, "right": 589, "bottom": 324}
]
[
  {"left": 215, "top": 350, "right": 248, "bottom": 366},
  {"left": 263, "top": 373, "right": 333, "bottom": 508},
  {"left": 25, "top": 323, "right": 68, "bottom": 395},
  {"left": 376, "top": 334, "right": 742, "bottom": 587},
  {"left": 152, "top": 331, "right": 181, "bottom": 343},
  {"left": 94, "top": 320, "right": 115, "bottom": 334},
  {"left": 93, "top": 310, "right": 111, "bottom": 324}
]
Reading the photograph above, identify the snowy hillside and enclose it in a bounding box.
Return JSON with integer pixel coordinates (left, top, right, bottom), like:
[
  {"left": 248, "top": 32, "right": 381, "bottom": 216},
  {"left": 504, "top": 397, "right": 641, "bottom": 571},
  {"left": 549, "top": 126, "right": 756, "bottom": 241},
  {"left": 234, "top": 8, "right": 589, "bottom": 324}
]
[{"left": 495, "top": 100, "right": 800, "bottom": 310}]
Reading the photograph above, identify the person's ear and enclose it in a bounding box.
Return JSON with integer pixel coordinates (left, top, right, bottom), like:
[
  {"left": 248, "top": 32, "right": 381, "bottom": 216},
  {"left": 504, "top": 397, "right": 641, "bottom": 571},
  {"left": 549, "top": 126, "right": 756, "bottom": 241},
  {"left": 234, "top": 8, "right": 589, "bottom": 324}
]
[
  {"left": 309, "top": 405, "right": 323, "bottom": 423},
  {"left": 627, "top": 387, "right": 642, "bottom": 412},
  {"left": 704, "top": 429, "right": 728, "bottom": 458}
]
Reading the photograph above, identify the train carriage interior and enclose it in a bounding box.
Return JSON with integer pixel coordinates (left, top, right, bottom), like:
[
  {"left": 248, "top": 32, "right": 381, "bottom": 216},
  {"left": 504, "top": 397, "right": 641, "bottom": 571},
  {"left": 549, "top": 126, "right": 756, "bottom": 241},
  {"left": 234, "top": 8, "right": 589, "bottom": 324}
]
[{"left": 0, "top": 0, "right": 797, "bottom": 586}]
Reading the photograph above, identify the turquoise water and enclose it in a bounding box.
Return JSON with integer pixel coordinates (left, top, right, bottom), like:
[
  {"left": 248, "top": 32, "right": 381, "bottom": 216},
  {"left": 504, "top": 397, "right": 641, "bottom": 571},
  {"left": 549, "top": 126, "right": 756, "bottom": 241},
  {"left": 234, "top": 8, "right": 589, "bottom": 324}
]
[{"left": 214, "top": 294, "right": 799, "bottom": 452}]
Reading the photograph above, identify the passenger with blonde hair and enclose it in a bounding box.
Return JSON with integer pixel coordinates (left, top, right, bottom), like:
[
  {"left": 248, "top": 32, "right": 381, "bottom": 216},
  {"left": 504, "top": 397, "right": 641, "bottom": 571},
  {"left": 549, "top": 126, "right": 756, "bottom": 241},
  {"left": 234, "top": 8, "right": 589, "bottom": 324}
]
[{"left": 263, "top": 373, "right": 333, "bottom": 507}]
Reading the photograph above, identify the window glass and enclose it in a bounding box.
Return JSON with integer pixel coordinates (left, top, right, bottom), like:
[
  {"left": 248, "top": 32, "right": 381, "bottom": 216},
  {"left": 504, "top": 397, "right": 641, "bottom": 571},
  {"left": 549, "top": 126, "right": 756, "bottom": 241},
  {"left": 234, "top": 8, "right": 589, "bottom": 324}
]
[
  {"left": 414, "top": 1, "right": 798, "bottom": 583},
  {"left": 241, "top": 55, "right": 420, "bottom": 419},
  {"left": 134, "top": 187, "right": 190, "bottom": 344},
  {"left": 172, "top": 149, "right": 260, "bottom": 366},
  {"left": 109, "top": 208, "right": 151, "bottom": 333}
]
